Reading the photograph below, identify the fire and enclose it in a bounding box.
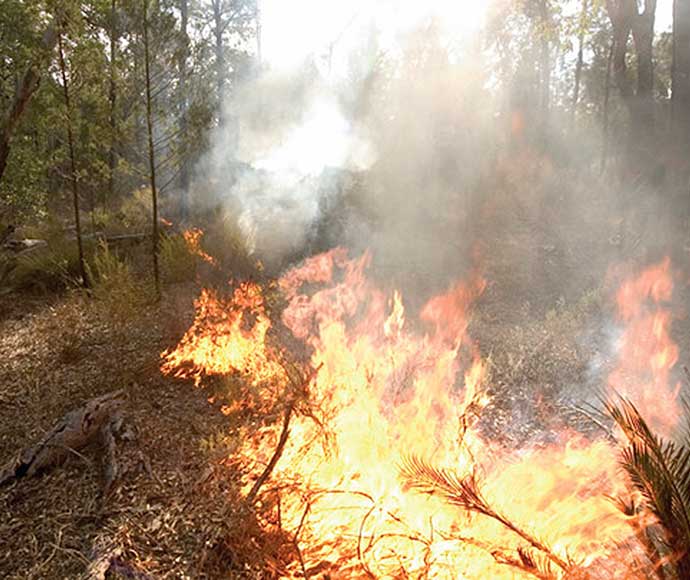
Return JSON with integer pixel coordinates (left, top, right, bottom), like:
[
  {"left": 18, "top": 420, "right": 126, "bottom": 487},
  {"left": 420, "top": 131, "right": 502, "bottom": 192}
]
[
  {"left": 161, "top": 249, "right": 682, "bottom": 578},
  {"left": 608, "top": 257, "right": 681, "bottom": 433},
  {"left": 183, "top": 227, "right": 218, "bottom": 267},
  {"left": 160, "top": 282, "right": 283, "bottom": 389}
]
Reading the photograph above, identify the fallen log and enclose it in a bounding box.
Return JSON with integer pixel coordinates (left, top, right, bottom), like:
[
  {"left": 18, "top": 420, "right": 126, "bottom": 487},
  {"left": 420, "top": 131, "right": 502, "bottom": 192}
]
[{"left": 0, "top": 390, "right": 126, "bottom": 488}]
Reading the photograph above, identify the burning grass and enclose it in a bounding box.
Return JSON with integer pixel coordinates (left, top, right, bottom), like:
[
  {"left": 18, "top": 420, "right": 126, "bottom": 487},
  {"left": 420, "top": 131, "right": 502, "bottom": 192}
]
[{"left": 160, "top": 248, "right": 687, "bottom": 578}]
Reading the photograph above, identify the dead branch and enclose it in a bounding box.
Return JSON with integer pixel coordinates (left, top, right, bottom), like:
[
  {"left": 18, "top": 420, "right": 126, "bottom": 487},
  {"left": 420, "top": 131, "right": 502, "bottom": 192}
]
[{"left": 246, "top": 396, "right": 295, "bottom": 505}]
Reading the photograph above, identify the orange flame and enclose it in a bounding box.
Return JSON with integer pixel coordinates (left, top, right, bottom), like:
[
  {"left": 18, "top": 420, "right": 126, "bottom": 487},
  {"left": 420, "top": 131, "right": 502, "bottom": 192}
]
[
  {"left": 183, "top": 227, "right": 218, "bottom": 267},
  {"left": 161, "top": 282, "right": 282, "bottom": 388},
  {"left": 608, "top": 257, "right": 681, "bottom": 432},
  {"left": 161, "top": 250, "right": 681, "bottom": 578}
]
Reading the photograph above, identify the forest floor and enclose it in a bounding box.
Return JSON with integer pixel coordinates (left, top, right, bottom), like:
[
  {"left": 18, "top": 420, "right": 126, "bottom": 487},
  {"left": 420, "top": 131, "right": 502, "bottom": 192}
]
[{"left": 0, "top": 285, "right": 249, "bottom": 578}]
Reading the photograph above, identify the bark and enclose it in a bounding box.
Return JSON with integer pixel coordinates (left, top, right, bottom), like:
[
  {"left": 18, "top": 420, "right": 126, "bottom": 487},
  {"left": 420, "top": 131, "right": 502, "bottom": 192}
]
[
  {"left": 143, "top": 0, "right": 160, "bottom": 298},
  {"left": 178, "top": 0, "right": 190, "bottom": 220},
  {"left": 606, "top": 0, "right": 658, "bottom": 171},
  {"left": 57, "top": 31, "right": 89, "bottom": 288},
  {"left": 538, "top": 0, "right": 551, "bottom": 121},
  {"left": 572, "top": 0, "right": 589, "bottom": 122},
  {"left": 673, "top": 0, "right": 690, "bottom": 153},
  {"left": 108, "top": 0, "right": 119, "bottom": 205},
  {"left": 256, "top": 0, "right": 262, "bottom": 66},
  {"left": 602, "top": 39, "right": 615, "bottom": 173},
  {"left": 212, "top": 0, "right": 225, "bottom": 101},
  {"left": 0, "top": 26, "right": 58, "bottom": 185},
  {"left": 0, "top": 391, "right": 126, "bottom": 486}
]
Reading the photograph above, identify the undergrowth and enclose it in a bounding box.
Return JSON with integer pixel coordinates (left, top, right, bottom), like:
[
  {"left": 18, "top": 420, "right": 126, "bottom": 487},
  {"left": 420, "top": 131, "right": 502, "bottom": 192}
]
[{"left": 87, "top": 242, "right": 152, "bottom": 321}]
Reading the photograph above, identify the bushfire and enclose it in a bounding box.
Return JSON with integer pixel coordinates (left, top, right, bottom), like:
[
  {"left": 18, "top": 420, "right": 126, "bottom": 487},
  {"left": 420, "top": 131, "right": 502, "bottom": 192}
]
[{"left": 161, "top": 248, "right": 681, "bottom": 578}]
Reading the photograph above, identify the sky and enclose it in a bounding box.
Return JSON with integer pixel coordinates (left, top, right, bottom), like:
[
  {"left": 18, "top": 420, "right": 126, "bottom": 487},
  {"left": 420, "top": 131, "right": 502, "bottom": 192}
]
[
  {"left": 657, "top": 0, "right": 673, "bottom": 32},
  {"left": 260, "top": 0, "right": 675, "bottom": 73},
  {"left": 260, "top": 0, "right": 488, "bottom": 73}
]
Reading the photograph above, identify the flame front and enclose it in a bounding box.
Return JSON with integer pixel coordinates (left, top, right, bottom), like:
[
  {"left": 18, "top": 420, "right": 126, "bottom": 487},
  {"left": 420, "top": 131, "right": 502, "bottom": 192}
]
[
  {"left": 162, "top": 250, "right": 680, "bottom": 578},
  {"left": 608, "top": 257, "right": 681, "bottom": 433},
  {"left": 183, "top": 227, "right": 219, "bottom": 267}
]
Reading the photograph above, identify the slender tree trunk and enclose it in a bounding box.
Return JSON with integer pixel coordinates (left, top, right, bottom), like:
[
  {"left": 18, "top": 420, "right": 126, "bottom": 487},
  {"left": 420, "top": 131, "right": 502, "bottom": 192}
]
[
  {"left": 178, "top": 0, "right": 190, "bottom": 220},
  {"left": 0, "top": 26, "right": 57, "bottom": 186},
  {"left": 606, "top": 0, "right": 657, "bottom": 175},
  {"left": 673, "top": 0, "right": 690, "bottom": 152},
  {"left": 143, "top": 0, "right": 160, "bottom": 298},
  {"left": 108, "top": 0, "right": 118, "bottom": 208},
  {"left": 212, "top": 0, "right": 225, "bottom": 103},
  {"left": 601, "top": 39, "right": 615, "bottom": 174},
  {"left": 538, "top": 0, "right": 551, "bottom": 142},
  {"left": 630, "top": 2, "right": 657, "bottom": 142},
  {"left": 572, "top": 0, "right": 589, "bottom": 123},
  {"left": 57, "top": 31, "right": 88, "bottom": 288},
  {"left": 256, "top": 0, "right": 262, "bottom": 66}
]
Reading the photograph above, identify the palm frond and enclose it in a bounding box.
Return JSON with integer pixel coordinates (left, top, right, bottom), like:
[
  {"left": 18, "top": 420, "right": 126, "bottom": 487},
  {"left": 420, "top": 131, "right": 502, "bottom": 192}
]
[
  {"left": 399, "top": 455, "right": 570, "bottom": 573},
  {"left": 606, "top": 398, "right": 690, "bottom": 577}
]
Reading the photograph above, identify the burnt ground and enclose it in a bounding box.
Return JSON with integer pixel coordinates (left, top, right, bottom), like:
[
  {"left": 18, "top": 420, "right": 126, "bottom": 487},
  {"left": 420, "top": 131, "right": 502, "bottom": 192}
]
[{"left": 2, "top": 173, "right": 690, "bottom": 577}]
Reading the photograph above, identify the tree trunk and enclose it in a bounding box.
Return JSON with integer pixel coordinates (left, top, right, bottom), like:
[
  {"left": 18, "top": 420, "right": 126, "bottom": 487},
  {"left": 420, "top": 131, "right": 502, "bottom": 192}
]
[
  {"left": 606, "top": 0, "right": 657, "bottom": 176},
  {"left": 673, "top": 0, "right": 690, "bottom": 154},
  {"left": 212, "top": 0, "right": 225, "bottom": 103},
  {"left": 57, "top": 31, "right": 89, "bottom": 288},
  {"left": 0, "top": 26, "right": 58, "bottom": 186},
  {"left": 143, "top": 0, "right": 160, "bottom": 298},
  {"left": 602, "top": 39, "right": 615, "bottom": 173},
  {"left": 108, "top": 0, "right": 119, "bottom": 207},
  {"left": 630, "top": 0, "right": 657, "bottom": 143},
  {"left": 538, "top": 0, "right": 551, "bottom": 144},
  {"left": 178, "top": 0, "right": 190, "bottom": 220},
  {"left": 572, "top": 0, "right": 589, "bottom": 123},
  {"left": 256, "top": 0, "right": 262, "bottom": 66}
]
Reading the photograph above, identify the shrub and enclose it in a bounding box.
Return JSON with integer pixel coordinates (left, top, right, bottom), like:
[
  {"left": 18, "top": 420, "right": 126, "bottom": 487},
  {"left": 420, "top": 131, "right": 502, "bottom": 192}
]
[
  {"left": 160, "top": 232, "right": 197, "bottom": 284},
  {"left": 10, "top": 235, "right": 86, "bottom": 293},
  {"left": 87, "top": 241, "right": 150, "bottom": 321}
]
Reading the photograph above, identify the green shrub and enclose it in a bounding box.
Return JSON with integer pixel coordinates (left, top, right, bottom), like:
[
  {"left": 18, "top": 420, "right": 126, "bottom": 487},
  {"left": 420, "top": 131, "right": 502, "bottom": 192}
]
[
  {"left": 160, "top": 232, "right": 197, "bottom": 284},
  {"left": 87, "top": 241, "right": 150, "bottom": 320},
  {"left": 119, "top": 187, "right": 152, "bottom": 230}
]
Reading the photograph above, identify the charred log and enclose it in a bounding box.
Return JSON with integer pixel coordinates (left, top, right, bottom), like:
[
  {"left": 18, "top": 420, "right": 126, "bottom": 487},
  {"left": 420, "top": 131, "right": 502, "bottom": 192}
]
[{"left": 0, "top": 390, "right": 127, "bottom": 491}]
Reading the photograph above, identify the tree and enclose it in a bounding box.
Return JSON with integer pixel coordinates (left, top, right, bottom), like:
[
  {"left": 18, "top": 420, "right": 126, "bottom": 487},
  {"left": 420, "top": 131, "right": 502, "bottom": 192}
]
[
  {"left": 57, "top": 23, "right": 88, "bottom": 287},
  {"left": 142, "top": 0, "right": 160, "bottom": 297},
  {"left": 605, "top": 0, "right": 658, "bottom": 172},
  {"left": 673, "top": 0, "right": 690, "bottom": 157},
  {"left": 177, "top": 0, "right": 190, "bottom": 219},
  {"left": 572, "top": 0, "right": 589, "bottom": 121},
  {"left": 0, "top": 23, "right": 57, "bottom": 186},
  {"left": 108, "top": 0, "right": 120, "bottom": 204}
]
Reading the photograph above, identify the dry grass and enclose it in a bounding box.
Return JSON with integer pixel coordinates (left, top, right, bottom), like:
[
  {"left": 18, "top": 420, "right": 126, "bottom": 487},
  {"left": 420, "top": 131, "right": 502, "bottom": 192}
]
[{"left": 0, "top": 283, "right": 258, "bottom": 579}]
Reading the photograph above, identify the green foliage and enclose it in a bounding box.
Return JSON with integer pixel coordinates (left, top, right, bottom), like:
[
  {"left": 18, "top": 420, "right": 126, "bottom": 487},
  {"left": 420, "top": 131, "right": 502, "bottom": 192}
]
[
  {"left": 119, "top": 186, "right": 153, "bottom": 229},
  {"left": 606, "top": 399, "right": 690, "bottom": 578}
]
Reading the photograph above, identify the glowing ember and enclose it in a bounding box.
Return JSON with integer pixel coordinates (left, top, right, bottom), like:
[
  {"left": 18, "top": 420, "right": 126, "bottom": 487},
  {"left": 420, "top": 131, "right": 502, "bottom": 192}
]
[{"left": 161, "top": 250, "right": 680, "bottom": 578}]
